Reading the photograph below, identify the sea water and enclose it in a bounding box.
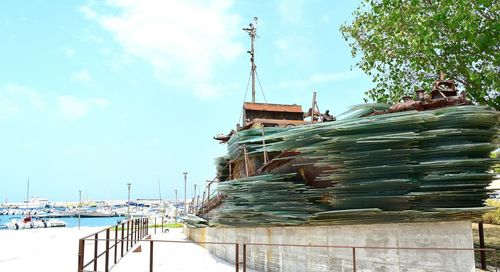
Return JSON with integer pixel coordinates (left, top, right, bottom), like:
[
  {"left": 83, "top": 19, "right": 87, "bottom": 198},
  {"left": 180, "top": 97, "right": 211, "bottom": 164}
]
[{"left": 0, "top": 214, "right": 125, "bottom": 229}]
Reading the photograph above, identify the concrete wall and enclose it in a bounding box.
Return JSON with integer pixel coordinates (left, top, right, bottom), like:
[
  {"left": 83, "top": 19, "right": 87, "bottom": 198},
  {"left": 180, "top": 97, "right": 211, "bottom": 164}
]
[{"left": 185, "top": 221, "right": 475, "bottom": 272}]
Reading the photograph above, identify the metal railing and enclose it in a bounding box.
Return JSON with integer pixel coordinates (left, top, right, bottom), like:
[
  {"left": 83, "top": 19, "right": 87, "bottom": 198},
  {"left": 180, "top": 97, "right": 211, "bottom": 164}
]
[
  {"left": 144, "top": 240, "right": 239, "bottom": 272},
  {"left": 241, "top": 243, "right": 498, "bottom": 272},
  {"left": 78, "top": 226, "right": 498, "bottom": 272},
  {"left": 77, "top": 218, "right": 149, "bottom": 272}
]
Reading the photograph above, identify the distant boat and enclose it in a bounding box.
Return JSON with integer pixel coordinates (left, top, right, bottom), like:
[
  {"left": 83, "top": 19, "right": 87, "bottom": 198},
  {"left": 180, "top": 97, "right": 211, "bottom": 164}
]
[
  {"left": 1, "top": 179, "right": 51, "bottom": 209},
  {"left": 22, "top": 197, "right": 50, "bottom": 209},
  {"left": 79, "top": 211, "right": 117, "bottom": 218},
  {"left": 3, "top": 215, "right": 66, "bottom": 230},
  {"left": 2, "top": 197, "right": 50, "bottom": 209}
]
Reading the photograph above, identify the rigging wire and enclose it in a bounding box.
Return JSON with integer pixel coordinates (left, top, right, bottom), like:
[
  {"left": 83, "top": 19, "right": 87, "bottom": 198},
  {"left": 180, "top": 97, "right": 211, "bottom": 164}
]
[
  {"left": 238, "top": 69, "right": 253, "bottom": 125},
  {"left": 255, "top": 70, "right": 267, "bottom": 103}
]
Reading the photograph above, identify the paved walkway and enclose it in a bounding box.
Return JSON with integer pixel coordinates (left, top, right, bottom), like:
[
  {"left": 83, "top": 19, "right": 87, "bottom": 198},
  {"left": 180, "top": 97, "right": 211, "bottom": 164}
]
[{"left": 112, "top": 228, "right": 239, "bottom": 272}]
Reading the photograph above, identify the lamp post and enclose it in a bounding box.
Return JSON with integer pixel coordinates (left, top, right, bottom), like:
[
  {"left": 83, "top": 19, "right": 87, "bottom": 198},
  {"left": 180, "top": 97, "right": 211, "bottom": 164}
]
[
  {"left": 183, "top": 172, "right": 187, "bottom": 215},
  {"left": 193, "top": 184, "right": 197, "bottom": 210},
  {"left": 127, "top": 183, "right": 131, "bottom": 220},
  {"left": 174, "top": 189, "right": 178, "bottom": 205},
  {"left": 78, "top": 190, "right": 82, "bottom": 230}
]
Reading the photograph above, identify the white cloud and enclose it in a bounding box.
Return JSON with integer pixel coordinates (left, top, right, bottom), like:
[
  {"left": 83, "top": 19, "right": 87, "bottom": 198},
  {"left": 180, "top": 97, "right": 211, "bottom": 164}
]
[
  {"left": 0, "top": 84, "right": 109, "bottom": 120},
  {"left": 193, "top": 82, "right": 238, "bottom": 99},
  {"left": 0, "top": 84, "right": 46, "bottom": 119},
  {"left": 57, "top": 96, "right": 109, "bottom": 119},
  {"left": 276, "top": 70, "right": 362, "bottom": 89},
  {"left": 79, "top": 6, "right": 97, "bottom": 19},
  {"left": 4, "top": 84, "right": 46, "bottom": 110},
  {"left": 0, "top": 94, "right": 19, "bottom": 118},
  {"left": 63, "top": 47, "right": 75, "bottom": 58},
  {"left": 71, "top": 69, "right": 93, "bottom": 84},
  {"left": 80, "top": 0, "right": 243, "bottom": 98},
  {"left": 89, "top": 97, "right": 110, "bottom": 107}
]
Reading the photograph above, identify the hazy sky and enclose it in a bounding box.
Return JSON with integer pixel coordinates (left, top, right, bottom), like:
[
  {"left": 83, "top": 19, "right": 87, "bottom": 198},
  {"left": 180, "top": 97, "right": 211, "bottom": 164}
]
[{"left": 0, "top": 0, "right": 373, "bottom": 202}]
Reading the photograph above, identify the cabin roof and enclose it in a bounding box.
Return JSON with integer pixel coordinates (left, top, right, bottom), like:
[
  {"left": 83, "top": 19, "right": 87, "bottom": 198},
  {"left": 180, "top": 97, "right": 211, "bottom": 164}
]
[{"left": 243, "top": 102, "right": 303, "bottom": 113}]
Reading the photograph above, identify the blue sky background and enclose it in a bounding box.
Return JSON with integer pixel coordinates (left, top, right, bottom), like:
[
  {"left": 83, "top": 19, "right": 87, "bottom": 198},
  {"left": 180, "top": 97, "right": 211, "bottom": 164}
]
[{"left": 0, "top": 0, "right": 373, "bottom": 202}]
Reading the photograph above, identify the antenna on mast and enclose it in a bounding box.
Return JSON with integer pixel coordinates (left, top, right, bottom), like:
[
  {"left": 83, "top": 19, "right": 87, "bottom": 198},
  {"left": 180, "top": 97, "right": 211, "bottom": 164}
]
[{"left": 243, "top": 17, "right": 258, "bottom": 103}]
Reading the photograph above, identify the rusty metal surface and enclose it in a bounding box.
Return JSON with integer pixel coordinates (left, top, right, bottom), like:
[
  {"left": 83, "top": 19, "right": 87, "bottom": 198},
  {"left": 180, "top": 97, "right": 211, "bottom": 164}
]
[
  {"left": 242, "top": 242, "right": 498, "bottom": 272},
  {"left": 78, "top": 218, "right": 149, "bottom": 272},
  {"left": 370, "top": 80, "right": 470, "bottom": 116},
  {"left": 243, "top": 102, "right": 303, "bottom": 113}
]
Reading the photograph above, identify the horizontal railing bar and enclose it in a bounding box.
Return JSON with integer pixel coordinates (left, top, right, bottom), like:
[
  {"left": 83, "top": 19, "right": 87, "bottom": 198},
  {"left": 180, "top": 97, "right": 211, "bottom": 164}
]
[
  {"left": 79, "top": 218, "right": 146, "bottom": 240},
  {"left": 244, "top": 243, "right": 496, "bottom": 252},
  {"left": 80, "top": 238, "right": 498, "bottom": 252},
  {"left": 83, "top": 258, "right": 95, "bottom": 269},
  {"left": 82, "top": 231, "right": 140, "bottom": 241},
  {"left": 78, "top": 218, "right": 149, "bottom": 272},
  {"left": 94, "top": 250, "right": 107, "bottom": 261},
  {"left": 84, "top": 238, "right": 238, "bottom": 246}
]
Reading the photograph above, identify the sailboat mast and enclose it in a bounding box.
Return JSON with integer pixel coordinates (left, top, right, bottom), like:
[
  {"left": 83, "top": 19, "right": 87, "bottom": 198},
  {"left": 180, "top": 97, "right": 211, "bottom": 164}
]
[
  {"left": 26, "top": 178, "right": 29, "bottom": 209},
  {"left": 158, "top": 179, "right": 162, "bottom": 202},
  {"left": 243, "top": 17, "right": 258, "bottom": 102}
]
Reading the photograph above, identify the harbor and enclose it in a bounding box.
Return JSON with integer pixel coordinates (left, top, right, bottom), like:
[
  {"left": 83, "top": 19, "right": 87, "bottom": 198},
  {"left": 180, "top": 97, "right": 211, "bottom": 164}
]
[{"left": 0, "top": 198, "right": 181, "bottom": 229}]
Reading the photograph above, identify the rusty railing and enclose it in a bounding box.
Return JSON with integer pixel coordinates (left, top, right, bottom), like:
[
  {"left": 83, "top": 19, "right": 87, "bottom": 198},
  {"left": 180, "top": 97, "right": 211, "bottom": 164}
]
[
  {"left": 77, "top": 218, "right": 149, "bottom": 272},
  {"left": 241, "top": 243, "right": 498, "bottom": 272},
  {"left": 144, "top": 239, "right": 239, "bottom": 272}
]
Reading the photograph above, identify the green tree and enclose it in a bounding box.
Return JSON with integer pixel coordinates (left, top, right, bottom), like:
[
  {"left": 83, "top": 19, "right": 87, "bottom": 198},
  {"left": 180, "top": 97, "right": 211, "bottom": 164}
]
[{"left": 340, "top": 0, "right": 499, "bottom": 109}]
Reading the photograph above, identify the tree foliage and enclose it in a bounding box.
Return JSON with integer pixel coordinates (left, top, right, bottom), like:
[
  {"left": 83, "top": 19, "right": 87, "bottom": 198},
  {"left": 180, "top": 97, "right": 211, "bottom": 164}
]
[{"left": 340, "top": 0, "right": 499, "bottom": 109}]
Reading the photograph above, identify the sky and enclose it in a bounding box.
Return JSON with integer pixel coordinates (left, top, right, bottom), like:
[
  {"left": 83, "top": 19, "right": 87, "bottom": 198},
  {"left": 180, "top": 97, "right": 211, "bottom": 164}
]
[{"left": 0, "top": 0, "right": 374, "bottom": 202}]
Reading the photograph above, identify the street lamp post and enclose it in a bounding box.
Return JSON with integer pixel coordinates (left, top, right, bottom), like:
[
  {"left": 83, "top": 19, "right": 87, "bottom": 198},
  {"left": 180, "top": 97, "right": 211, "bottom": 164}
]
[
  {"left": 183, "top": 172, "right": 188, "bottom": 215},
  {"left": 127, "top": 183, "right": 131, "bottom": 220},
  {"left": 193, "top": 184, "right": 197, "bottom": 211},
  {"left": 78, "top": 190, "right": 82, "bottom": 230}
]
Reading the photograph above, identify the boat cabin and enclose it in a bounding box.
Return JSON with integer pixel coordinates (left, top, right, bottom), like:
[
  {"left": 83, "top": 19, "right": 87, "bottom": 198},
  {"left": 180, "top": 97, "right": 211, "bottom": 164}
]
[{"left": 242, "top": 102, "right": 306, "bottom": 129}]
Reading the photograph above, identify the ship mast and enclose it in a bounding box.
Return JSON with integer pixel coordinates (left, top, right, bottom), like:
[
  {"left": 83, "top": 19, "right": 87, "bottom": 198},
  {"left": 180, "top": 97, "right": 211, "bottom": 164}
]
[
  {"left": 26, "top": 178, "right": 29, "bottom": 210},
  {"left": 243, "top": 17, "right": 258, "bottom": 103}
]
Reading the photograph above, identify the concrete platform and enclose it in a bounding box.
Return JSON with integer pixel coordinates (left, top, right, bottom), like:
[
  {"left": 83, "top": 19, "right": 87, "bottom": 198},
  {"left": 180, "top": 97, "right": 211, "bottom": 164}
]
[{"left": 185, "top": 220, "right": 475, "bottom": 272}]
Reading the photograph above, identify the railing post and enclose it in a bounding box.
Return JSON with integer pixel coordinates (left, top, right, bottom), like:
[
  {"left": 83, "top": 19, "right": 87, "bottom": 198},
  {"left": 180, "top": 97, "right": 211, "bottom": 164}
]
[
  {"left": 135, "top": 219, "right": 139, "bottom": 241},
  {"left": 114, "top": 225, "right": 118, "bottom": 264},
  {"left": 235, "top": 243, "right": 239, "bottom": 272},
  {"left": 121, "top": 222, "right": 125, "bottom": 257},
  {"left": 126, "top": 220, "right": 130, "bottom": 251},
  {"left": 94, "top": 233, "right": 98, "bottom": 271},
  {"left": 78, "top": 239, "right": 85, "bottom": 272},
  {"left": 161, "top": 216, "right": 164, "bottom": 233},
  {"left": 149, "top": 240, "right": 154, "bottom": 272},
  {"left": 352, "top": 247, "right": 356, "bottom": 272},
  {"left": 479, "top": 222, "right": 486, "bottom": 270},
  {"left": 243, "top": 244, "right": 247, "bottom": 272},
  {"left": 130, "top": 220, "right": 134, "bottom": 246},
  {"left": 146, "top": 218, "right": 149, "bottom": 236},
  {"left": 154, "top": 217, "right": 157, "bottom": 234},
  {"left": 132, "top": 219, "right": 135, "bottom": 244},
  {"left": 105, "top": 228, "right": 110, "bottom": 272}
]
